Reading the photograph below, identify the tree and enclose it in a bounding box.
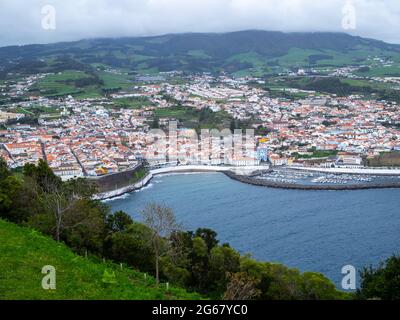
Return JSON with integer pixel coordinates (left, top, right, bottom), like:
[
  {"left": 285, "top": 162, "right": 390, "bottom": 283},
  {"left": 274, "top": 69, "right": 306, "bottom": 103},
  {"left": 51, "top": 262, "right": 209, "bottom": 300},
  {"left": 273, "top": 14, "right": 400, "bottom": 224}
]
[
  {"left": 190, "top": 236, "right": 210, "bottom": 291},
  {"left": 356, "top": 255, "right": 400, "bottom": 300},
  {"left": 223, "top": 272, "right": 261, "bottom": 300},
  {"left": 0, "top": 158, "right": 22, "bottom": 221},
  {"left": 300, "top": 272, "right": 339, "bottom": 300},
  {"left": 61, "top": 199, "right": 108, "bottom": 253},
  {"left": 209, "top": 245, "right": 241, "bottom": 294},
  {"left": 160, "top": 230, "right": 193, "bottom": 288},
  {"left": 106, "top": 210, "right": 133, "bottom": 233},
  {"left": 195, "top": 228, "right": 219, "bottom": 251},
  {"left": 141, "top": 203, "right": 181, "bottom": 285},
  {"left": 23, "top": 159, "right": 62, "bottom": 194},
  {"left": 24, "top": 161, "right": 98, "bottom": 242},
  {"left": 104, "top": 222, "right": 156, "bottom": 273},
  {"left": 38, "top": 180, "right": 85, "bottom": 242},
  {"left": 230, "top": 119, "right": 236, "bottom": 133},
  {"left": 151, "top": 117, "right": 160, "bottom": 129}
]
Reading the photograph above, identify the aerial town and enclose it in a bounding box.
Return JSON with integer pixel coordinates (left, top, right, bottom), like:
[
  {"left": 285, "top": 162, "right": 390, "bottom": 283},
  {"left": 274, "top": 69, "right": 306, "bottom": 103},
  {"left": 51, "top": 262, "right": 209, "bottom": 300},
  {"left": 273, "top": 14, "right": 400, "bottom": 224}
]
[{"left": 1, "top": 73, "right": 400, "bottom": 180}]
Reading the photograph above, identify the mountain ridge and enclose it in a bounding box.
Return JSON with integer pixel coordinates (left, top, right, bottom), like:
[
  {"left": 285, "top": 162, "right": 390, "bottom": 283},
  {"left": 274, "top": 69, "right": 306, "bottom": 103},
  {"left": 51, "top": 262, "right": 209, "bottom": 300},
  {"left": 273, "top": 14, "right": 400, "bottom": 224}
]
[
  {"left": 2, "top": 30, "right": 399, "bottom": 50},
  {"left": 1, "top": 30, "right": 399, "bottom": 76}
]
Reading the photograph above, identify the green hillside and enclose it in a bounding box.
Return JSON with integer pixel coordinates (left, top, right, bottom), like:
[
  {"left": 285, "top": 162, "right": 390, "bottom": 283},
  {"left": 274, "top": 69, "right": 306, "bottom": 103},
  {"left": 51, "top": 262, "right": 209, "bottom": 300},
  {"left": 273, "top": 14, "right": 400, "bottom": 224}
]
[
  {"left": 0, "top": 219, "right": 201, "bottom": 300},
  {"left": 1, "top": 31, "right": 400, "bottom": 78}
]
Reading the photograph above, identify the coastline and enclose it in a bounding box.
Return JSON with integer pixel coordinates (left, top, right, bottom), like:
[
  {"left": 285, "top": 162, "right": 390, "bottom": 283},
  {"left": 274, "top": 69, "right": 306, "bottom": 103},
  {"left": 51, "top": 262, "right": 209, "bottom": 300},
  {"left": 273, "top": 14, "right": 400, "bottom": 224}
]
[
  {"left": 94, "top": 165, "right": 264, "bottom": 200},
  {"left": 94, "top": 165, "right": 400, "bottom": 200},
  {"left": 93, "top": 173, "right": 153, "bottom": 200}
]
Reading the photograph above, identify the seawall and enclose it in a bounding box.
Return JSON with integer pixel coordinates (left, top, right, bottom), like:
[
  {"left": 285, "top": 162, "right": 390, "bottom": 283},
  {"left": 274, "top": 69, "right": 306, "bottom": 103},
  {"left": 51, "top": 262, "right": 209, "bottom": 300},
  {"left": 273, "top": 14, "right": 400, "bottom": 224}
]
[
  {"left": 224, "top": 171, "right": 400, "bottom": 191},
  {"left": 89, "top": 163, "right": 145, "bottom": 193},
  {"left": 93, "top": 173, "right": 153, "bottom": 200}
]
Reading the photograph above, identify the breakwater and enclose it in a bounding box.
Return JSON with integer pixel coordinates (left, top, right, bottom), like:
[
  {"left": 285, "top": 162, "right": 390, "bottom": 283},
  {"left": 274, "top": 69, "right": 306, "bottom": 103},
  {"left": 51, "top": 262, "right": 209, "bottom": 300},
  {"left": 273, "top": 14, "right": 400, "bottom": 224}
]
[{"left": 224, "top": 171, "right": 400, "bottom": 190}]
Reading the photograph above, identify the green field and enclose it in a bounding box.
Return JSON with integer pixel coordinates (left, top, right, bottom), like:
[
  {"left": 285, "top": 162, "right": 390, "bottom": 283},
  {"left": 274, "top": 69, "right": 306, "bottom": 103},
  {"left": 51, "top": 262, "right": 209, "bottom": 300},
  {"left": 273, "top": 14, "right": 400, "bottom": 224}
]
[
  {"left": 187, "top": 50, "right": 212, "bottom": 59},
  {"left": 32, "top": 69, "right": 134, "bottom": 99},
  {"left": 154, "top": 106, "right": 197, "bottom": 120},
  {"left": 0, "top": 219, "right": 201, "bottom": 300},
  {"left": 217, "top": 47, "right": 389, "bottom": 76},
  {"left": 15, "top": 107, "right": 35, "bottom": 115},
  {"left": 33, "top": 70, "right": 93, "bottom": 97},
  {"left": 73, "top": 89, "right": 103, "bottom": 99},
  {"left": 276, "top": 48, "right": 322, "bottom": 67},
  {"left": 228, "top": 52, "right": 265, "bottom": 67},
  {"left": 264, "top": 75, "right": 400, "bottom": 101},
  {"left": 97, "top": 70, "right": 132, "bottom": 90},
  {"left": 355, "top": 65, "right": 400, "bottom": 77},
  {"left": 341, "top": 78, "right": 396, "bottom": 91},
  {"left": 292, "top": 150, "right": 338, "bottom": 159},
  {"left": 112, "top": 96, "right": 153, "bottom": 109}
]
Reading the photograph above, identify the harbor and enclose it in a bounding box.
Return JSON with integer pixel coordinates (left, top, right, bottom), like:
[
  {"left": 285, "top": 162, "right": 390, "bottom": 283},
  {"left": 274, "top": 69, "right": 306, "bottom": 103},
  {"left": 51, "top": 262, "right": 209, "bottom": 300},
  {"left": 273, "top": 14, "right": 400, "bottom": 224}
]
[
  {"left": 95, "top": 164, "right": 400, "bottom": 200},
  {"left": 108, "top": 172, "right": 400, "bottom": 288}
]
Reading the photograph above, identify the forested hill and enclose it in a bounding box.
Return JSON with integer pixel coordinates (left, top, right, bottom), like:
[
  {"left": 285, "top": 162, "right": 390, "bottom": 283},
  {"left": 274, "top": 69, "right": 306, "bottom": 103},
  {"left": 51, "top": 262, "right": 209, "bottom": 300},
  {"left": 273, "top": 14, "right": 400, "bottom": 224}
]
[{"left": 1, "top": 30, "right": 399, "bottom": 76}]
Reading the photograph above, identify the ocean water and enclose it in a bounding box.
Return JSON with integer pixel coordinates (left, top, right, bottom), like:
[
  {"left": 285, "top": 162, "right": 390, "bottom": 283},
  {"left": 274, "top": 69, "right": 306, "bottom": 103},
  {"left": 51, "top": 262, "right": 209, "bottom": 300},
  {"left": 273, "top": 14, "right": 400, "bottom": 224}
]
[{"left": 108, "top": 172, "right": 400, "bottom": 287}]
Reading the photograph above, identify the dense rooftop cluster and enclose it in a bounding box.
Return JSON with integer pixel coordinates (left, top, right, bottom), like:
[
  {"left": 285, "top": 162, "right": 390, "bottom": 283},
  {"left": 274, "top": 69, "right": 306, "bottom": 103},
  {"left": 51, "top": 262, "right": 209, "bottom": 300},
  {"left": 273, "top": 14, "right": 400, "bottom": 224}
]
[{"left": 1, "top": 74, "right": 399, "bottom": 179}]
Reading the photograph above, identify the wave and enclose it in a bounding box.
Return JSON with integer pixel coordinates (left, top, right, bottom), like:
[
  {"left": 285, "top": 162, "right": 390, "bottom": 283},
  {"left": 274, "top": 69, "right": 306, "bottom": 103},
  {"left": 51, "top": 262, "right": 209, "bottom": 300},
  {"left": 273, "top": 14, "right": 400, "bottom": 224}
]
[
  {"left": 134, "top": 182, "right": 154, "bottom": 192},
  {"left": 102, "top": 193, "right": 131, "bottom": 202}
]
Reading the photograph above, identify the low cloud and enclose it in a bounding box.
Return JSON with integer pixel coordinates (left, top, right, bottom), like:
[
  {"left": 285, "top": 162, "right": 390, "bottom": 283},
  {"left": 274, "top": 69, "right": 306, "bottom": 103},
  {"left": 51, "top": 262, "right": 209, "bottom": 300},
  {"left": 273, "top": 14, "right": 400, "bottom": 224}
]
[{"left": 0, "top": 0, "right": 399, "bottom": 47}]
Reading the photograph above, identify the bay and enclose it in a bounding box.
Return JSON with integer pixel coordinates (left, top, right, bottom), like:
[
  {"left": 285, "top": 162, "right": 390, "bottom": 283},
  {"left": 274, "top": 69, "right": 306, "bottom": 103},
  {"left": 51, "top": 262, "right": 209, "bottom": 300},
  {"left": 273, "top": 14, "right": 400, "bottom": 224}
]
[{"left": 109, "top": 172, "right": 400, "bottom": 287}]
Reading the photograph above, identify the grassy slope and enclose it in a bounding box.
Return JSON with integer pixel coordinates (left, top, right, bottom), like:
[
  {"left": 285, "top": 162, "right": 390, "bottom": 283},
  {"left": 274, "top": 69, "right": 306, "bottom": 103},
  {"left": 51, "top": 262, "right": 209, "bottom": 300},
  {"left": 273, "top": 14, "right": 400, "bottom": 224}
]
[
  {"left": 97, "top": 70, "right": 132, "bottom": 90},
  {"left": 0, "top": 219, "right": 201, "bottom": 300},
  {"left": 32, "top": 70, "right": 133, "bottom": 99},
  {"left": 33, "top": 70, "right": 89, "bottom": 97}
]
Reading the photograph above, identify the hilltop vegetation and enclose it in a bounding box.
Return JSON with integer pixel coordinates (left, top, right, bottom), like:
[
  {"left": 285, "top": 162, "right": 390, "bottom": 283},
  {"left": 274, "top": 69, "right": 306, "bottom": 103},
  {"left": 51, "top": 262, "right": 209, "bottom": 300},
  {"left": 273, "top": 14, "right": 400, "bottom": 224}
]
[
  {"left": 270, "top": 76, "right": 400, "bottom": 103},
  {"left": 1, "top": 31, "right": 399, "bottom": 78}
]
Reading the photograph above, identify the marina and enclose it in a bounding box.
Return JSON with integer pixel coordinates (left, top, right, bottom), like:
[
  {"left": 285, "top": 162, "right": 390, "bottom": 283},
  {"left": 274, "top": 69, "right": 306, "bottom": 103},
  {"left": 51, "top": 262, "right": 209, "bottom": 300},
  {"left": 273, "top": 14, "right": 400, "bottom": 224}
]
[{"left": 255, "top": 168, "right": 400, "bottom": 187}]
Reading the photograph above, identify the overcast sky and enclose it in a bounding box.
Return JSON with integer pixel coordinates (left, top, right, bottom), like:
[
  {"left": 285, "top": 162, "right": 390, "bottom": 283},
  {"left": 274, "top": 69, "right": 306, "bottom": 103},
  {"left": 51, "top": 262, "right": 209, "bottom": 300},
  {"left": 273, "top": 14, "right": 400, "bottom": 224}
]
[{"left": 0, "top": 0, "right": 400, "bottom": 47}]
